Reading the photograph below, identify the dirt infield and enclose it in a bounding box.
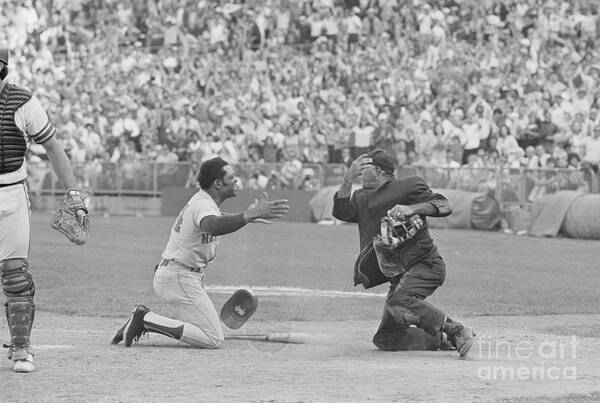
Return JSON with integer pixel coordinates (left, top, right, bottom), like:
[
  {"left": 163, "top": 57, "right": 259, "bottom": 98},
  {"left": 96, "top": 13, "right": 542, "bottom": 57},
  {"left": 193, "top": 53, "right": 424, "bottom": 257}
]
[{"left": 3, "top": 312, "right": 600, "bottom": 402}]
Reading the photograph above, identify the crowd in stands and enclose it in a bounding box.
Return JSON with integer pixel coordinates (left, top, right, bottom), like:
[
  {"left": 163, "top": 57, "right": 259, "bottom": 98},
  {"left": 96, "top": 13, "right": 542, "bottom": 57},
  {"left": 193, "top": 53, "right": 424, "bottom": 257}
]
[{"left": 3, "top": 0, "right": 600, "bottom": 194}]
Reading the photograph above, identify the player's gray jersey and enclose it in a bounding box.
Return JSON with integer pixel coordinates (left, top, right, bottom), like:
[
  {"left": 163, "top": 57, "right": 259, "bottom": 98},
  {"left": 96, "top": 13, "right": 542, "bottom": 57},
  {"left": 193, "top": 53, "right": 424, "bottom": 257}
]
[{"left": 161, "top": 189, "right": 221, "bottom": 269}]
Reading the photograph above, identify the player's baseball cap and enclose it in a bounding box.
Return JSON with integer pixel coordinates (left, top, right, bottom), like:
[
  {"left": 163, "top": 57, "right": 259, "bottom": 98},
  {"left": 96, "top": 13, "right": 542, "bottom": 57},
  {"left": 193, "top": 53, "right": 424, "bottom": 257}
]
[
  {"left": 0, "top": 48, "right": 8, "bottom": 65},
  {"left": 366, "top": 149, "right": 395, "bottom": 174},
  {"left": 220, "top": 289, "right": 258, "bottom": 329}
]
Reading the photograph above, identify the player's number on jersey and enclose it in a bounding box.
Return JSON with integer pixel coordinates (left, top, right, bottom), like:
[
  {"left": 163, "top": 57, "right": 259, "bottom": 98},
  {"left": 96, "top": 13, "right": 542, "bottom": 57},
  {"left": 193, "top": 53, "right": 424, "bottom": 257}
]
[{"left": 173, "top": 204, "right": 189, "bottom": 233}]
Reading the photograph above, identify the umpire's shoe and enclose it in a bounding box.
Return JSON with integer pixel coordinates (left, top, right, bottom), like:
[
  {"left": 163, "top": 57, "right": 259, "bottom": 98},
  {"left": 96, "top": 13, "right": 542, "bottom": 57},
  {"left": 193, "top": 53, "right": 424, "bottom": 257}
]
[
  {"left": 443, "top": 319, "right": 476, "bottom": 360},
  {"left": 438, "top": 332, "right": 455, "bottom": 351},
  {"left": 123, "top": 305, "right": 150, "bottom": 347}
]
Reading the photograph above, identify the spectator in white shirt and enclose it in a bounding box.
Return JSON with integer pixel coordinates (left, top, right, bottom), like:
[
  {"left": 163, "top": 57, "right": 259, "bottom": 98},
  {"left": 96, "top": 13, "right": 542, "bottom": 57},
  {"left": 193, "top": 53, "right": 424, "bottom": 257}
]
[
  {"left": 571, "top": 88, "right": 592, "bottom": 118},
  {"left": 112, "top": 111, "right": 140, "bottom": 139},
  {"left": 496, "top": 124, "right": 521, "bottom": 156},
  {"left": 343, "top": 7, "right": 362, "bottom": 52},
  {"left": 568, "top": 120, "right": 587, "bottom": 158},
  {"left": 461, "top": 113, "right": 481, "bottom": 164},
  {"left": 530, "top": 144, "right": 552, "bottom": 168}
]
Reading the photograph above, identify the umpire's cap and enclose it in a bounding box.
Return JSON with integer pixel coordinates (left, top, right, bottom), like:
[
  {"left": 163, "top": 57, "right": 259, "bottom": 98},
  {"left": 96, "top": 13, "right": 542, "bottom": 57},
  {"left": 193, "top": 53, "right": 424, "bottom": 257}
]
[
  {"left": 366, "top": 149, "right": 395, "bottom": 174},
  {"left": 0, "top": 48, "right": 8, "bottom": 65},
  {"left": 220, "top": 289, "right": 258, "bottom": 329}
]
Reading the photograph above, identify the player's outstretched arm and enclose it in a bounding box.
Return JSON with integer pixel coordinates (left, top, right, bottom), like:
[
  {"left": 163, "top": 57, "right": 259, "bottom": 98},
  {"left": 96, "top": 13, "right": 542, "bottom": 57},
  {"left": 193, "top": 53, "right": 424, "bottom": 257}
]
[
  {"left": 243, "top": 193, "right": 289, "bottom": 223},
  {"left": 201, "top": 194, "right": 289, "bottom": 236}
]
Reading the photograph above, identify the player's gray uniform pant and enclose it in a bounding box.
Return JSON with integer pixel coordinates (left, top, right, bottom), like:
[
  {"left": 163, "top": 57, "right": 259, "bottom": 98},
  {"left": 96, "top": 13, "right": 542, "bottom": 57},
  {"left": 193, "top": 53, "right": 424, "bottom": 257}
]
[
  {"left": 373, "top": 254, "right": 447, "bottom": 351},
  {"left": 152, "top": 263, "right": 224, "bottom": 347}
]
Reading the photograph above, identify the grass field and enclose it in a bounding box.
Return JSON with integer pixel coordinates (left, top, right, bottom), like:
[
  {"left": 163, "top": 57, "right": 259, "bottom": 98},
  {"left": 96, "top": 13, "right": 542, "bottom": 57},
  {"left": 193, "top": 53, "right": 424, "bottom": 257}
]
[
  {"left": 28, "top": 213, "right": 600, "bottom": 319},
  {"left": 2, "top": 212, "right": 600, "bottom": 402}
]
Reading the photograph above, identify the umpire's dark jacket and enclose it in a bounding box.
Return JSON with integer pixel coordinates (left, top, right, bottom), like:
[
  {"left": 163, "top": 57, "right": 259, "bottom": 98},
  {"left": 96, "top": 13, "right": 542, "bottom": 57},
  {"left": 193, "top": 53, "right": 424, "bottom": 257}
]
[{"left": 332, "top": 176, "right": 452, "bottom": 289}]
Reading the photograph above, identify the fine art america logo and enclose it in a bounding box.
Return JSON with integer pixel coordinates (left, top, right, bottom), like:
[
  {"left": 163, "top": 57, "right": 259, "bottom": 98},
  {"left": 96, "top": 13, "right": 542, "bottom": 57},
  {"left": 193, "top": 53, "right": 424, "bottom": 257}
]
[{"left": 476, "top": 336, "right": 578, "bottom": 381}]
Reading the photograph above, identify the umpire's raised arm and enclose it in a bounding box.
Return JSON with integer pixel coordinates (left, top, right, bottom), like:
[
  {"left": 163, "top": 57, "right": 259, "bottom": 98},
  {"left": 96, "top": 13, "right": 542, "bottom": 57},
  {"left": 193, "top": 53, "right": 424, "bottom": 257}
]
[{"left": 332, "top": 155, "right": 372, "bottom": 223}]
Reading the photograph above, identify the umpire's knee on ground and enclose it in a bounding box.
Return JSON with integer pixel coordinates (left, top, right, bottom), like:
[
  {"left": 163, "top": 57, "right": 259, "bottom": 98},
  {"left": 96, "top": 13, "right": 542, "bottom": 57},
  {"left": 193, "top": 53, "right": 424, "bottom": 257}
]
[{"left": 385, "top": 256, "right": 447, "bottom": 336}]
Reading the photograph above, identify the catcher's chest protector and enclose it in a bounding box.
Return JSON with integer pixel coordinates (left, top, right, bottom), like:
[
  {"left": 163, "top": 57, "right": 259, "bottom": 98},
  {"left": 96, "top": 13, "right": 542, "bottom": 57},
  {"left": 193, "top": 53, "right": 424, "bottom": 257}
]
[{"left": 0, "top": 84, "right": 31, "bottom": 174}]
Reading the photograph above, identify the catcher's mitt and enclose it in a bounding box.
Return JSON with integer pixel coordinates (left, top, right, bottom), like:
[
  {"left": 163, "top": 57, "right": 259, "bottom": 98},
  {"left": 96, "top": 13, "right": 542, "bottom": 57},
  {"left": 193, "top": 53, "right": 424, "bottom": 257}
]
[
  {"left": 50, "top": 189, "right": 90, "bottom": 246},
  {"left": 373, "top": 214, "right": 424, "bottom": 277}
]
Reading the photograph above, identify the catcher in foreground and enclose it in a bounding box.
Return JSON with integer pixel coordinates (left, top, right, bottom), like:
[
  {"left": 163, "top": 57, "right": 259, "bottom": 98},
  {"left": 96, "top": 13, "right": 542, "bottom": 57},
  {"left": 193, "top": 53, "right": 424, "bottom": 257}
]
[
  {"left": 111, "top": 157, "right": 288, "bottom": 349},
  {"left": 0, "top": 47, "right": 89, "bottom": 373},
  {"left": 332, "top": 149, "right": 476, "bottom": 359}
]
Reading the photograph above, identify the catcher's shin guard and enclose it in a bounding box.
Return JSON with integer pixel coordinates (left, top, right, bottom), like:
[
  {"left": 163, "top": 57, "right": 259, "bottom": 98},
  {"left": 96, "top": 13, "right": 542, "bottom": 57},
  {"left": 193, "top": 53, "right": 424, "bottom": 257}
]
[{"left": 1, "top": 259, "right": 36, "bottom": 360}]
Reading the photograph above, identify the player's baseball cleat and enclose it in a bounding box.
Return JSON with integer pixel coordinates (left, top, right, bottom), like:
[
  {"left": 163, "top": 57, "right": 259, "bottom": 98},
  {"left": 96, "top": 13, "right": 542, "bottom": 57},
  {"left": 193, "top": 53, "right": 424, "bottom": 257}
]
[
  {"left": 124, "top": 305, "right": 149, "bottom": 347},
  {"left": 110, "top": 319, "right": 129, "bottom": 345},
  {"left": 13, "top": 353, "right": 35, "bottom": 373}
]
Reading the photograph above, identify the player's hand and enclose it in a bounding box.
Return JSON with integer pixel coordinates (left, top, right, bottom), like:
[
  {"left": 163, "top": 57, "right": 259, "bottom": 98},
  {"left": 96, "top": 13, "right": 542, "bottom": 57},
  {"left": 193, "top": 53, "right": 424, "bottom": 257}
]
[
  {"left": 244, "top": 193, "right": 289, "bottom": 222},
  {"left": 248, "top": 194, "right": 274, "bottom": 224},
  {"left": 346, "top": 154, "right": 373, "bottom": 179},
  {"left": 387, "top": 204, "right": 414, "bottom": 220},
  {"left": 250, "top": 218, "right": 273, "bottom": 224}
]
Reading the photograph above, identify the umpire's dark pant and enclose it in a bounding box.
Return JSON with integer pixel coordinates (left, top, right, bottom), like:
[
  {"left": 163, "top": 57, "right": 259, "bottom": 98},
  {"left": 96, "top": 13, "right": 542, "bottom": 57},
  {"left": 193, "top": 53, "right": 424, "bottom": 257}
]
[{"left": 373, "top": 255, "right": 447, "bottom": 351}]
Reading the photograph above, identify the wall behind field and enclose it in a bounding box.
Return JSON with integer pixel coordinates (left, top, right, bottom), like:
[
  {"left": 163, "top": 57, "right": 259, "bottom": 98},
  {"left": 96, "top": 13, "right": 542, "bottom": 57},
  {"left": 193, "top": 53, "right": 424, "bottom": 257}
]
[{"left": 30, "top": 189, "right": 318, "bottom": 221}]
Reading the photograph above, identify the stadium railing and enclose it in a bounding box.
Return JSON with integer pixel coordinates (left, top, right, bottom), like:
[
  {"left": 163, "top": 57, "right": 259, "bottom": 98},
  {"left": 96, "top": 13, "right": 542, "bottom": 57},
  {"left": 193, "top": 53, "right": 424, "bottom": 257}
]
[
  {"left": 28, "top": 161, "right": 330, "bottom": 196},
  {"left": 28, "top": 161, "right": 599, "bottom": 208},
  {"left": 400, "top": 165, "right": 599, "bottom": 209}
]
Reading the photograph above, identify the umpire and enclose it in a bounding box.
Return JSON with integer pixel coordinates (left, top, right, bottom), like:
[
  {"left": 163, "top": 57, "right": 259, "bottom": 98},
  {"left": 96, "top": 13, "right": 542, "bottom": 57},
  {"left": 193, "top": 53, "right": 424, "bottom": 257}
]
[{"left": 332, "top": 149, "right": 475, "bottom": 358}]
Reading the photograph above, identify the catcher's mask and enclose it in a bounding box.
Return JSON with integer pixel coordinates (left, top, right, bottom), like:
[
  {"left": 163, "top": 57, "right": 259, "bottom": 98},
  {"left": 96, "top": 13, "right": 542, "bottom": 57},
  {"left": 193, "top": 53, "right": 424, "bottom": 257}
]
[
  {"left": 380, "top": 214, "right": 424, "bottom": 247},
  {"left": 220, "top": 289, "right": 258, "bottom": 329},
  {"left": 374, "top": 214, "right": 425, "bottom": 278}
]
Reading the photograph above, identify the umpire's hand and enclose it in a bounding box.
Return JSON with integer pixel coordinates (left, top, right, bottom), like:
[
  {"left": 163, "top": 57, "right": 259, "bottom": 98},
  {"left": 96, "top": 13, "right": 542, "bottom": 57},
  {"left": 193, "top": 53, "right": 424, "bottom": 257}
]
[
  {"left": 388, "top": 204, "right": 414, "bottom": 220},
  {"left": 346, "top": 154, "right": 373, "bottom": 179}
]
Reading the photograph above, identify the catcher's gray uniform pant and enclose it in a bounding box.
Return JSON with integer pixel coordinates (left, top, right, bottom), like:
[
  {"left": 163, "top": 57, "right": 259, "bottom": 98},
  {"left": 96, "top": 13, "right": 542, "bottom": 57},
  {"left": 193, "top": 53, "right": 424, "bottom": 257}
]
[
  {"left": 0, "top": 183, "right": 35, "bottom": 361},
  {"left": 373, "top": 254, "right": 447, "bottom": 351},
  {"left": 0, "top": 183, "right": 29, "bottom": 261}
]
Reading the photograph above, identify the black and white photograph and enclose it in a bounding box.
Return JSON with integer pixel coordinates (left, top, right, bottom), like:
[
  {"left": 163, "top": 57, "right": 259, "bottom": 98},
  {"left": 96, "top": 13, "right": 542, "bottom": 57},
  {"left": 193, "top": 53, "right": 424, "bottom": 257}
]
[{"left": 1, "top": 0, "right": 600, "bottom": 401}]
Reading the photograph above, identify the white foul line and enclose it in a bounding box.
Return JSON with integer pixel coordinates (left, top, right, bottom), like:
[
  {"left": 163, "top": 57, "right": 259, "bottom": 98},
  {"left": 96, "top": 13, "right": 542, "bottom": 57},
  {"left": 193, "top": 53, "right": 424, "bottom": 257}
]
[
  {"left": 34, "top": 344, "right": 72, "bottom": 350},
  {"left": 206, "top": 285, "right": 386, "bottom": 298}
]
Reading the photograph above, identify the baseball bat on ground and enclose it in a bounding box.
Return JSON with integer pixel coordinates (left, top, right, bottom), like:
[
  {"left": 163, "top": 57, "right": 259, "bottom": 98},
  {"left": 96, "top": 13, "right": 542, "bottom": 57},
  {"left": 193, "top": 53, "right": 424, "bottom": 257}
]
[{"left": 224, "top": 332, "right": 332, "bottom": 344}]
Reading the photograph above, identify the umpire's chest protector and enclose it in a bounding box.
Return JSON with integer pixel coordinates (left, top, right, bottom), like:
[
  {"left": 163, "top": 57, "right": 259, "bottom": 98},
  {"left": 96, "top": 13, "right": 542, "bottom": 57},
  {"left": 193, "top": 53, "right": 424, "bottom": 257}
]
[
  {"left": 356, "top": 179, "right": 420, "bottom": 247},
  {"left": 353, "top": 178, "right": 437, "bottom": 289}
]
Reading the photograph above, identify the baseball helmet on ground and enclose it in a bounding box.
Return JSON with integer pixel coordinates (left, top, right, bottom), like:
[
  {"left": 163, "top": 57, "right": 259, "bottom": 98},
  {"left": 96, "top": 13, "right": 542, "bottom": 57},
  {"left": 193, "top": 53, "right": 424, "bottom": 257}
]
[{"left": 220, "top": 289, "right": 258, "bottom": 329}]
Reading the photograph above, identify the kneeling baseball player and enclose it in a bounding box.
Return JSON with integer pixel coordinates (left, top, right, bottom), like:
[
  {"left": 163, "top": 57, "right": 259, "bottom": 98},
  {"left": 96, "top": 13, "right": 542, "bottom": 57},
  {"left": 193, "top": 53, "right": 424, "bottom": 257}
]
[
  {"left": 111, "top": 157, "right": 289, "bottom": 348},
  {"left": 332, "top": 149, "right": 476, "bottom": 359}
]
